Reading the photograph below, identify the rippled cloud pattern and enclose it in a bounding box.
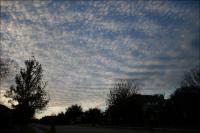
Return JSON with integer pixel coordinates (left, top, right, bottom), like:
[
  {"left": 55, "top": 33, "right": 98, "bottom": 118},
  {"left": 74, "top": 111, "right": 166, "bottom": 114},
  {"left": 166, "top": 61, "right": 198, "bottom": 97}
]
[{"left": 1, "top": 0, "right": 199, "bottom": 117}]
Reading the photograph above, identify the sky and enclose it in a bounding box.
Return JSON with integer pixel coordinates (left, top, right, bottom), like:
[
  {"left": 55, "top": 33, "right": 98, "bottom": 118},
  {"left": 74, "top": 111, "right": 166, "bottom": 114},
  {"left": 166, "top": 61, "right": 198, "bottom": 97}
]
[{"left": 0, "top": 0, "right": 199, "bottom": 118}]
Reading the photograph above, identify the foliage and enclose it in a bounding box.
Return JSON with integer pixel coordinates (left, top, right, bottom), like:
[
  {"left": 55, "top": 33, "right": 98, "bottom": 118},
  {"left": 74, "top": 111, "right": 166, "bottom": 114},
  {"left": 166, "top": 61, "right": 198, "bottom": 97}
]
[
  {"left": 65, "top": 104, "right": 83, "bottom": 124},
  {"left": 84, "top": 108, "right": 103, "bottom": 126},
  {"left": 5, "top": 56, "right": 49, "bottom": 123}
]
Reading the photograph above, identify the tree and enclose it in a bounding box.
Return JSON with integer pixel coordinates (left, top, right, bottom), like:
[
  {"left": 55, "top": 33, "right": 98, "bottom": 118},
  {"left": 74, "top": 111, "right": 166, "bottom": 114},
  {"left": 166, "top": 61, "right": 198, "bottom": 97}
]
[
  {"left": 170, "top": 69, "right": 200, "bottom": 126},
  {"left": 84, "top": 108, "right": 103, "bottom": 126},
  {"left": 171, "top": 69, "right": 200, "bottom": 100},
  {"left": 106, "top": 79, "right": 141, "bottom": 125},
  {"left": 5, "top": 56, "right": 49, "bottom": 123},
  {"left": 107, "top": 79, "right": 140, "bottom": 107},
  {"left": 65, "top": 104, "right": 83, "bottom": 124},
  {"left": 180, "top": 68, "right": 200, "bottom": 88}
]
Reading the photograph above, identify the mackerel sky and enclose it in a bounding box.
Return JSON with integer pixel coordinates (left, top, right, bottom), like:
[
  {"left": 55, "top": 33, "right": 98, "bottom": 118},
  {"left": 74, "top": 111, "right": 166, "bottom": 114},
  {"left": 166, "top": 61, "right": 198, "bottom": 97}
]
[{"left": 0, "top": 0, "right": 199, "bottom": 118}]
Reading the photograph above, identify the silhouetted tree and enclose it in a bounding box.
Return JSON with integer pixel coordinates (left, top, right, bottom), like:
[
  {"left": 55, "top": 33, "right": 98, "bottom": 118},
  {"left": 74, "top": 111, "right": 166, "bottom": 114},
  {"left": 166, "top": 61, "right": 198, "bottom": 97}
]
[
  {"left": 180, "top": 69, "right": 200, "bottom": 88},
  {"left": 56, "top": 112, "right": 66, "bottom": 125},
  {"left": 84, "top": 108, "right": 103, "bottom": 126},
  {"left": 40, "top": 115, "right": 57, "bottom": 125},
  {"left": 170, "top": 69, "right": 200, "bottom": 127},
  {"left": 106, "top": 79, "right": 142, "bottom": 125},
  {"left": 65, "top": 104, "right": 83, "bottom": 124},
  {"left": 5, "top": 56, "right": 49, "bottom": 124},
  {"left": 107, "top": 79, "right": 140, "bottom": 107}
]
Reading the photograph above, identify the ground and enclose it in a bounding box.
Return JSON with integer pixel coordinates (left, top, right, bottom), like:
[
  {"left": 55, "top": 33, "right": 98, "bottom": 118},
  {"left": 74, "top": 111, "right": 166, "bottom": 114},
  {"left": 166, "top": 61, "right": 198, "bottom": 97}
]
[
  {"left": 1, "top": 125, "right": 199, "bottom": 133},
  {"left": 32, "top": 124, "right": 200, "bottom": 133}
]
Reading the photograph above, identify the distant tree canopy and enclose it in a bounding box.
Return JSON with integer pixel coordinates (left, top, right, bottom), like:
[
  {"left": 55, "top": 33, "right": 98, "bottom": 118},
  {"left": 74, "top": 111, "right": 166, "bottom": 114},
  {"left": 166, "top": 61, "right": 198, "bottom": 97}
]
[
  {"left": 84, "top": 108, "right": 103, "bottom": 126},
  {"left": 66, "top": 104, "right": 83, "bottom": 116},
  {"left": 65, "top": 104, "right": 83, "bottom": 124},
  {"left": 41, "top": 106, "right": 104, "bottom": 126},
  {"left": 5, "top": 56, "right": 49, "bottom": 123}
]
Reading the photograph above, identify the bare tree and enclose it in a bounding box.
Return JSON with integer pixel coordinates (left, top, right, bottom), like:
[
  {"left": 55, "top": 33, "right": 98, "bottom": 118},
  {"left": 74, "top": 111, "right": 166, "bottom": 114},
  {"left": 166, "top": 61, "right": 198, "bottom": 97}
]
[
  {"left": 180, "top": 68, "right": 200, "bottom": 88},
  {"left": 107, "top": 79, "right": 140, "bottom": 107}
]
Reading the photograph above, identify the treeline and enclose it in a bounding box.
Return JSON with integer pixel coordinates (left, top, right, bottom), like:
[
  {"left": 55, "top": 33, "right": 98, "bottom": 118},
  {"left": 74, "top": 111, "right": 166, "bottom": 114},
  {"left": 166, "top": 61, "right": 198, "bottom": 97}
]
[
  {"left": 40, "top": 69, "right": 200, "bottom": 128},
  {"left": 0, "top": 57, "right": 199, "bottom": 128},
  {"left": 40, "top": 105, "right": 103, "bottom": 126}
]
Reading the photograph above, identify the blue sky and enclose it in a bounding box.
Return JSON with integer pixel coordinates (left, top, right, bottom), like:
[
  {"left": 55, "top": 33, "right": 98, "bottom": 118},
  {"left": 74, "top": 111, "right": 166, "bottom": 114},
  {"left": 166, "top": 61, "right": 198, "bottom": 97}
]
[{"left": 0, "top": 0, "right": 199, "bottom": 118}]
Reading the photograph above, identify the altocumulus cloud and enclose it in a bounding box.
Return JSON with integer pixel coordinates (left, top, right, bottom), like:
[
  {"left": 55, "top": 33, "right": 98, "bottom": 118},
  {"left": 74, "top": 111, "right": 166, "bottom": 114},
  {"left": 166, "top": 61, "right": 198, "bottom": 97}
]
[{"left": 0, "top": 0, "right": 199, "bottom": 118}]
